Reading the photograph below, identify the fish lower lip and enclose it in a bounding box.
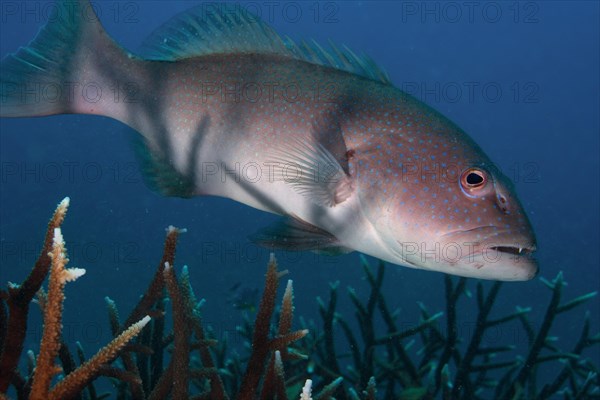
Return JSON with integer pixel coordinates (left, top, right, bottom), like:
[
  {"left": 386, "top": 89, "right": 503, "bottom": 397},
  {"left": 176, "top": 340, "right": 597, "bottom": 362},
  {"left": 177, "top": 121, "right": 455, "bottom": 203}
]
[{"left": 491, "top": 246, "right": 535, "bottom": 256}]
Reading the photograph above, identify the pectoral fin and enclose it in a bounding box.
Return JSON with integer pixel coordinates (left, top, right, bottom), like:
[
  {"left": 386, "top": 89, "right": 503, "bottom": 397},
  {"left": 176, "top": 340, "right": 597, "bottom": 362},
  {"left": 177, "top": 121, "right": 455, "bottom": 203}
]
[
  {"left": 131, "top": 134, "right": 196, "bottom": 198},
  {"left": 249, "top": 215, "right": 352, "bottom": 255},
  {"left": 268, "top": 136, "right": 354, "bottom": 208}
]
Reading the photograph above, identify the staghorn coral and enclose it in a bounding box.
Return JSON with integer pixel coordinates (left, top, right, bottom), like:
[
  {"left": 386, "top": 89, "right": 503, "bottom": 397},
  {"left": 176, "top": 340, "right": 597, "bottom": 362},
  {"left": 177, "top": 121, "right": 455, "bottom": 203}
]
[
  {"left": 0, "top": 199, "right": 598, "bottom": 400},
  {"left": 0, "top": 197, "right": 69, "bottom": 394},
  {"left": 0, "top": 199, "right": 150, "bottom": 400},
  {"left": 29, "top": 225, "right": 86, "bottom": 400},
  {"left": 300, "top": 258, "right": 599, "bottom": 399},
  {"left": 0, "top": 198, "right": 328, "bottom": 400}
]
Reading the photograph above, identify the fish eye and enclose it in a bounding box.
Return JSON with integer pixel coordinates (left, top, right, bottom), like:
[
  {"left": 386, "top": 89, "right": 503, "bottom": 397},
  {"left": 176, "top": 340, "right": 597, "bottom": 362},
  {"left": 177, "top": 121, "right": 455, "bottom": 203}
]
[{"left": 461, "top": 168, "right": 487, "bottom": 190}]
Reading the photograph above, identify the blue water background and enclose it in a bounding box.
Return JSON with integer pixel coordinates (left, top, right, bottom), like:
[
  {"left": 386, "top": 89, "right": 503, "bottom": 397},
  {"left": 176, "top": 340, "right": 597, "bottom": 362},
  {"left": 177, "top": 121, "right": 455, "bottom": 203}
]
[{"left": 0, "top": 0, "right": 598, "bottom": 389}]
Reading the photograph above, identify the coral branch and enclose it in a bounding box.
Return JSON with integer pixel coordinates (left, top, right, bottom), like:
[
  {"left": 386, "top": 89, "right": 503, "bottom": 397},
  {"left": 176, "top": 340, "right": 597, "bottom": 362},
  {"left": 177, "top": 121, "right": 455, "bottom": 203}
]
[
  {"left": 451, "top": 281, "right": 502, "bottom": 398},
  {"left": 317, "top": 281, "right": 341, "bottom": 377},
  {"left": 299, "top": 379, "right": 313, "bottom": 400},
  {"left": 269, "top": 330, "right": 309, "bottom": 350},
  {"left": 273, "top": 351, "right": 287, "bottom": 400},
  {"left": 117, "top": 226, "right": 184, "bottom": 400},
  {"left": 237, "top": 254, "right": 281, "bottom": 400},
  {"left": 367, "top": 260, "right": 421, "bottom": 388},
  {"left": 0, "top": 198, "right": 69, "bottom": 392},
  {"left": 147, "top": 360, "right": 174, "bottom": 400},
  {"left": 49, "top": 316, "right": 151, "bottom": 400},
  {"left": 277, "top": 279, "right": 295, "bottom": 361},
  {"left": 122, "top": 226, "right": 185, "bottom": 331},
  {"left": 163, "top": 262, "right": 190, "bottom": 399},
  {"left": 30, "top": 227, "right": 85, "bottom": 400},
  {"left": 314, "top": 376, "right": 343, "bottom": 400},
  {"left": 434, "top": 275, "right": 466, "bottom": 394},
  {"left": 180, "top": 266, "right": 229, "bottom": 399},
  {"left": 278, "top": 280, "right": 294, "bottom": 336}
]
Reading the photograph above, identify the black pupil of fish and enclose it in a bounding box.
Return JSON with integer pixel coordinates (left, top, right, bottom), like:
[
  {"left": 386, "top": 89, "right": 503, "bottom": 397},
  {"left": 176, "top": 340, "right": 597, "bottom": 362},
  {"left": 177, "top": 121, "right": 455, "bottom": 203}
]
[{"left": 466, "top": 172, "right": 484, "bottom": 186}]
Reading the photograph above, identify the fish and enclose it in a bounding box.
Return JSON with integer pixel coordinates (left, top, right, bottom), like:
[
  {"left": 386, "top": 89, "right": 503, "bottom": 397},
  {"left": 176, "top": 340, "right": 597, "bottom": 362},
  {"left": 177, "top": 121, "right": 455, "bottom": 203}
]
[
  {"left": 228, "top": 284, "right": 259, "bottom": 313},
  {"left": 0, "top": 0, "right": 537, "bottom": 280}
]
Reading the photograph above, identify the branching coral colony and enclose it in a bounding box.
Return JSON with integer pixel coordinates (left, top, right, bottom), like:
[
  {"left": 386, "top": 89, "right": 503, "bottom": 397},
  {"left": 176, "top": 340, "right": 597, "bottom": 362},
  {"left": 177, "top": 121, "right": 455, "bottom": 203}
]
[{"left": 0, "top": 198, "right": 598, "bottom": 400}]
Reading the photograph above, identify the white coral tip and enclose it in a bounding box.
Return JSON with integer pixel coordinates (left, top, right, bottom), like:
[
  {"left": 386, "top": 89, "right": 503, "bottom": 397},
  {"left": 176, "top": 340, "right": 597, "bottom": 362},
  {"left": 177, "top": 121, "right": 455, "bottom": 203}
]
[
  {"left": 300, "top": 379, "right": 312, "bottom": 400},
  {"left": 137, "top": 315, "right": 151, "bottom": 328},
  {"left": 166, "top": 225, "right": 187, "bottom": 234},
  {"left": 59, "top": 197, "right": 70, "bottom": 209},
  {"left": 64, "top": 268, "right": 86, "bottom": 282},
  {"left": 53, "top": 228, "right": 64, "bottom": 247}
]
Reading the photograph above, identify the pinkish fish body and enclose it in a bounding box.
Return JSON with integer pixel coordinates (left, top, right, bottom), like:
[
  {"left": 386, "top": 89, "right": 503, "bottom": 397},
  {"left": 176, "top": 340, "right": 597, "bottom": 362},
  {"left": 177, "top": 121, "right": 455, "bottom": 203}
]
[{"left": 0, "top": 0, "right": 537, "bottom": 280}]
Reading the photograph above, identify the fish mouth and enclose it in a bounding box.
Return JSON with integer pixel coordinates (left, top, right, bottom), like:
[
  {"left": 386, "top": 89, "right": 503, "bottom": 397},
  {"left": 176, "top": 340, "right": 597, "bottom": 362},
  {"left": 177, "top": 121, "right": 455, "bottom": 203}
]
[
  {"left": 457, "top": 242, "right": 539, "bottom": 281},
  {"left": 453, "top": 242, "right": 538, "bottom": 263},
  {"left": 389, "top": 238, "right": 539, "bottom": 281},
  {"left": 440, "top": 227, "right": 537, "bottom": 258},
  {"left": 489, "top": 245, "right": 536, "bottom": 256}
]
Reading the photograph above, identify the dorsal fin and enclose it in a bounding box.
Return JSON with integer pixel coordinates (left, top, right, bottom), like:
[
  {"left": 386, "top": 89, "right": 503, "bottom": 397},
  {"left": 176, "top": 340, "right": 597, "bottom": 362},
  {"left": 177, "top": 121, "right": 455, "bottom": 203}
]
[
  {"left": 141, "top": 7, "right": 290, "bottom": 61},
  {"left": 140, "top": 6, "right": 391, "bottom": 85}
]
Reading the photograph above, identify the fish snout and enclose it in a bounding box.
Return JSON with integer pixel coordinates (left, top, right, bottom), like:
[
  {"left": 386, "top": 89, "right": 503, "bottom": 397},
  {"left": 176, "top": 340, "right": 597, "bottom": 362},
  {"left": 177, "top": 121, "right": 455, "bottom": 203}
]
[{"left": 492, "top": 185, "right": 537, "bottom": 248}]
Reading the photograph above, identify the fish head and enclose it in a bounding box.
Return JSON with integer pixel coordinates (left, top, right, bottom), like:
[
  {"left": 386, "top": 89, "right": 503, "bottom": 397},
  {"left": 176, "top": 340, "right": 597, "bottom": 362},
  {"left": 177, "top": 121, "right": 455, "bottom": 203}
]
[
  {"left": 376, "top": 163, "right": 538, "bottom": 281},
  {"left": 437, "top": 165, "right": 538, "bottom": 281},
  {"left": 364, "top": 120, "right": 537, "bottom": 281}
]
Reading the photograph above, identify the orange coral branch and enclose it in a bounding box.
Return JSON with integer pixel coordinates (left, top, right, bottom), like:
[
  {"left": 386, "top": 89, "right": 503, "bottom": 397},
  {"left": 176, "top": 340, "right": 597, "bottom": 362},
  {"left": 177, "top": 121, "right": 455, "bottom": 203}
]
[
  {"left": 163, "top": 262, "right": 190, "bottom": 400},
  {"left": 48, "top": 316, "right": 151, "bottom": 400},
  {"left": 277, "top": 279, "right": 295, "bottom": 361},
  {"left": 238, "top": 255, "right": 309, "bottom": 400},
  {"left": 117, "top": 226, "right": 184, "bottom": 400},
  {"left": 238, "top": 254, "right": 280, "bottom": 400},
  {"left": 269, "top": 330, "right": 309, "bottom": 351},
  {"left": 121, "top": 226, "right": 184, "bottom": 332},
  {"left": 147, "top": 360, "right": 174, "bottom": 400},
  {"left": 0, "top": 198, "right": 69, "bottom": 393},
  {"left": 2, "top": 201, "right": 326, "bottom": 399},
  {"left": 278, "top": 280, "right": 294, "bottom": 336},
  {"left": 29, "top": 227, "right": 86, "bottom": 400}
]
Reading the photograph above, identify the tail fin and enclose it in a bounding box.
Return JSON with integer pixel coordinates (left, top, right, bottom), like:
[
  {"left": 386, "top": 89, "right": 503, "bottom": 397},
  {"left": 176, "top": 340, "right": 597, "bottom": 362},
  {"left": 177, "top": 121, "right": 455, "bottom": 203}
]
[{"left": 0, "top": 0, "right": 132, "bottom": 118}]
